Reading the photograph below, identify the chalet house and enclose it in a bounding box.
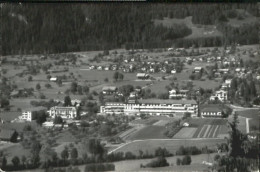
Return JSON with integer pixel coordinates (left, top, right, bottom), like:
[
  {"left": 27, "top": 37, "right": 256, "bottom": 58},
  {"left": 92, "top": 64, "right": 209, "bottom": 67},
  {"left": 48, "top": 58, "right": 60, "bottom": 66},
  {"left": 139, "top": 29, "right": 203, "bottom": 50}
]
[
  {"left": 171, "top": 69, "right": 177, "bottom": 74},
  {"left": 20, "top": 106, "right": 47, "bottom": 121},
  {"left": 136, "top": 73, "right": 149, "bottom": 80},
  {"left": 201, "top": 106, "right": 222, "bottom": 118},
  {"left": 50, "top": 77, "right": 57, "bottom": 82},
  {"left": 218, "top": 69, "right": 229, "bottom": 74},
  {"left": 141, "top": 67, "right": 147, "bottom": 72},
  {"left": 48, "top": 106, "right": 77, "bottom": 119},
  {"left": 0, "top": 129, "right": 18, "bottom": 142},
  {"left": 104, "top": 66, "right": 110, "bottom": 71},
  {"left": 194, "top": 67, "right": 202, "bottom": 73},
  {"left": 89, "top": 65, "right": 95, "bottom": 70},
  {"left": 149, "top": 68, "right": 155, "bottom": 73},
  {"left": 102, "top": 86, "right": 118, "bottom": 95},
  {"left": 112, "top": 65, "right": 117, "bottom": 71},
  {"left": 225, "top": 79, "right": 232, "bottom": 87},
  {"left": 123, "top": 68, "right": 131, "bottom": 73}
]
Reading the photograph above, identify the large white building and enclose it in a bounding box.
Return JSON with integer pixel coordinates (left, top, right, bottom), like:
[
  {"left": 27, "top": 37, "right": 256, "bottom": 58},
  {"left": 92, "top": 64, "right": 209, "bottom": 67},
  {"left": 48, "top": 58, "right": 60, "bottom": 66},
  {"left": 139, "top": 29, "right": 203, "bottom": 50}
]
[
  {"left": 100, "top": 99, "right": 198, "bottom": 117},
  {"left": 19, "top": 106, "right": 47, "bottom": 121},
  {"left": 210, "top": 90, "right": 228, "bottom": 102},
  {"left": 48, "top": 106, "right": 77, "bottom": 119}
]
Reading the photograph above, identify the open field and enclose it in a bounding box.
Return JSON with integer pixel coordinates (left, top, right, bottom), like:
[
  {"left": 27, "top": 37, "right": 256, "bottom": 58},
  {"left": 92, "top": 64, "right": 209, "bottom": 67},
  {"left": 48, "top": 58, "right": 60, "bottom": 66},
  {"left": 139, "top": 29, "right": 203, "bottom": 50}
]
[
  {"left": 114, "top": 153, "right": 220, "bottom": 171},
  {"left": 127, "top": 126, "right": 168, "bottom": 140},
  {"left": 173, "top": 127, "right": 197, "bottom": 138},
  {"left": 112, "top": 138, "right": 225, "bottom": 155},
  {"left": 130, "top": 116, "right": 177, "bottom": 126},
  {"left": 154, "top": 16, "right": 222, "bottom": 39},
  {"left": 235, "top": 109, "right": 260, "bottom": 132}
]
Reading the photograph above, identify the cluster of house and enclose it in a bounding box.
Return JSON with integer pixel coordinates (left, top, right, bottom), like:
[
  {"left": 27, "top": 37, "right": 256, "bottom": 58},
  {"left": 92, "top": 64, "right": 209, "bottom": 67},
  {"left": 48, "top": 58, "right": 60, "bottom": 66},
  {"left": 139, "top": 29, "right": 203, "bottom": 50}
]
[{"left": 88, "top": 57, "right": 179, "bottom": 74}]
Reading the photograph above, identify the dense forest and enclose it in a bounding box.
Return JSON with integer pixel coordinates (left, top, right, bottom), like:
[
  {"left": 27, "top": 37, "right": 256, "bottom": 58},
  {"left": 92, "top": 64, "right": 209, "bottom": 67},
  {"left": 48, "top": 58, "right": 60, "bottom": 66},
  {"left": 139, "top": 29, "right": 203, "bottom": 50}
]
[{"left": 1, "top": 3, "right": 259, "bottom": 55}]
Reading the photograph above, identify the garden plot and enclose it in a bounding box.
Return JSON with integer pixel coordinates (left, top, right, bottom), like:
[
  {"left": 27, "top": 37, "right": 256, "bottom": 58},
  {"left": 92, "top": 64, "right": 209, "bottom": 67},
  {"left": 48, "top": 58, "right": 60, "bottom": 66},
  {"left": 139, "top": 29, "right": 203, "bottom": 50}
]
[
  {"left": 193, "top": 125, "right": 221, "bottom": 138},
  {"left": 173, "top": 127, "right": 197, "bottom": 138}
]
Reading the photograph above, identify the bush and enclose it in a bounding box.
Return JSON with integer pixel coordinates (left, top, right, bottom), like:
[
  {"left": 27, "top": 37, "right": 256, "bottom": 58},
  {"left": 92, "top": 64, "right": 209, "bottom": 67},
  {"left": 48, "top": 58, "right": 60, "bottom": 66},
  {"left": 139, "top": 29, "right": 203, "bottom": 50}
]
[
  {"left": 176, "top": 146, "right": 201, "bottom": 155},
  {"left": 84, "top": 163, "right": 115, "bottom": 172},
  {"left": 144, "top": 156, "right": 169, "bottom": 168},
  {"left": 182, "top": 155, "right": 191, "bottom": 165},
  {"left": 176, "top": 158, "right": 182, "bottom": 165}
]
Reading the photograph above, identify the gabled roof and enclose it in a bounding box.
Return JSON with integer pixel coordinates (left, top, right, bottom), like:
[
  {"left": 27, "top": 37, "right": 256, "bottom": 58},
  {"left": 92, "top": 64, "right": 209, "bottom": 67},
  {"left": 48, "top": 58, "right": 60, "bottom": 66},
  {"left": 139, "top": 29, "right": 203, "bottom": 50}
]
[
  {"left": 102, "top": 86, "right": 117, "bottom": 91},
  {"left": 138, "top": 99, "right": 197, "bottom": 105},
  {"left": 136, "top": 73, "right": 148, "bottom": 77},
  {"left": 0, "top": 129, "right": 16, "bottom": 140},
  {"left": 23, "top": 106, "right": 47, "bottom": 112},
  {"left": 201, "top": 105, "right": 222, "bottom": 112}
]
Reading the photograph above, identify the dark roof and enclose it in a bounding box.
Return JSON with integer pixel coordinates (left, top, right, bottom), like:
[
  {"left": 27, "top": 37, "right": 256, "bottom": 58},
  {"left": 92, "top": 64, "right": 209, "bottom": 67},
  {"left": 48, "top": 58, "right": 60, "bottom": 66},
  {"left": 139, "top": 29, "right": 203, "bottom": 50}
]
[
  {"left": 138, "top": 99, "right": 197, "bottom": 105},
  {"left": 0, "top": 129, "right": 16, "bottom": 140},
  {"left": 23, "top": 106, "right": 47, "bottom": 112},
  {"left": 201, "top": 106, "right": 222, "bottom": 113},
  {"left": 0, "top": 111, "right": 21, "bottom": 121},
  {"left": 102, "top": 86, "right": 117, "bottom": 91}
]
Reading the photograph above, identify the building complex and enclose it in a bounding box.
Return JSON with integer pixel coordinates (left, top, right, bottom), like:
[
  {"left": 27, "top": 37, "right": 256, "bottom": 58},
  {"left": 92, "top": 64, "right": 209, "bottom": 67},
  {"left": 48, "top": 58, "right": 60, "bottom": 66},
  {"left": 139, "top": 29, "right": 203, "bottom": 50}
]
[{"left": 100, "top": 99, "right": 198, "bottom": 117}]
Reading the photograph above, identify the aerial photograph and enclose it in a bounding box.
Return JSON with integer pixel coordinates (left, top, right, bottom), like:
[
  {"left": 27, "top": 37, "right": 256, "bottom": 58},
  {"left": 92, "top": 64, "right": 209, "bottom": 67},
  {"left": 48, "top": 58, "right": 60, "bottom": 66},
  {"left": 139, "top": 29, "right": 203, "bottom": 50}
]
[{"left": 0, "top": 2, "right": 259, "bottom": 172}]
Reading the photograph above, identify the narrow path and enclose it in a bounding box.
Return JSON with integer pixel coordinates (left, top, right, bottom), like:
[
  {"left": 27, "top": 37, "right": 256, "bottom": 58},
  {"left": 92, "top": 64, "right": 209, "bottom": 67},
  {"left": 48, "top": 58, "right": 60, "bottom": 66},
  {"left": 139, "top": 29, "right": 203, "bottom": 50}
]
[{"left": 246, "top": 118, "right": 250, "bottom": 133}]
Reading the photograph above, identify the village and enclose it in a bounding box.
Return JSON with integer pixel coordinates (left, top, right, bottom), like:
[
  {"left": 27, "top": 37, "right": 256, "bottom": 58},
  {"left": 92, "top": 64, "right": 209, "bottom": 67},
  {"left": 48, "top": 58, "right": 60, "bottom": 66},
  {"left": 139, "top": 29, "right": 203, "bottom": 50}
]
[
  {"left": 1, "top": 3, "right": 260, "bottom": 172},
  {"left": 0, "top": 43, "right": 259, "bottom": 171}
]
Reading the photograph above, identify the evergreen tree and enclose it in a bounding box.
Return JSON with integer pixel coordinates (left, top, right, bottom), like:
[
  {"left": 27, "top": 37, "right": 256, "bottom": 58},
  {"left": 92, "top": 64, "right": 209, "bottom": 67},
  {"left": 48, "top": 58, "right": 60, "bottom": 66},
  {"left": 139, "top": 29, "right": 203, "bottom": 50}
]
[{"left": 64, "top": 95, "right": 72, "bottom": 106}]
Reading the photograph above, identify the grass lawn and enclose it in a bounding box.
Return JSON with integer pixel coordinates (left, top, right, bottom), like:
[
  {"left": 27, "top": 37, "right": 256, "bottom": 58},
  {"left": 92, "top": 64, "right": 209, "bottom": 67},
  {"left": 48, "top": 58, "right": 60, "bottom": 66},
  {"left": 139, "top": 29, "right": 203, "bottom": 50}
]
[
  {"left": 113, "top": 139, "right": 225, "bottom": 155},
  {"left": 3, "top": 144, "right": 31, "bottom": 164},
  {"left": 153, "top": 16, "right": 222, "bottom": 39},
  {"left": 173, "top": 127, "right": 197, "bottom": 138},
  {"left": 114, "top": 153, "right": 219, "bottom": 171},
  {"left": 127, "top": 126, "right": 168, "bottom": 140}
]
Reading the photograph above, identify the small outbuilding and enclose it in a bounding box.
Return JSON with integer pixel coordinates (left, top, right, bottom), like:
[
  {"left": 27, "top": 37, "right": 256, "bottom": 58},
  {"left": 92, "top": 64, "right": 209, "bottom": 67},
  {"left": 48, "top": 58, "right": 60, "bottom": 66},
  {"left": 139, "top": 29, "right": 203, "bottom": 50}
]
[{"left": 0, "top": 129, "right": 18, "bottom": 142}]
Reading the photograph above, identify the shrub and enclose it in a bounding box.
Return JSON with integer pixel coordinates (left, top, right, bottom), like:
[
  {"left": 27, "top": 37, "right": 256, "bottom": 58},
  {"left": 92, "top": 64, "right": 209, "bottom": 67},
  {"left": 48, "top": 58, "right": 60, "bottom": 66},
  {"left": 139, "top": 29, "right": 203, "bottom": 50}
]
[
  {"left": 176, "top": 158, "right": 182, "bottom": 165},
  {"left": 84, "top": 163, "right": 115, "bottom": 172},
  {"left": 145, "top": 156, "right": 169, "bottom": 168},
  {"left": 182, "top": 155, "right": 191, "bottom": 165}
]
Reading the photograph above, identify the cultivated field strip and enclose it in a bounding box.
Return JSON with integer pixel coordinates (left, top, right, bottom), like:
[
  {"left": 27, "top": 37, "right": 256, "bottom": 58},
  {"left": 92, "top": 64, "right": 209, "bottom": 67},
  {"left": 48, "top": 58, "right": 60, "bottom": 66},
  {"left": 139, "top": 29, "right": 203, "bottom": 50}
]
[{"left": 194, "top": 125, "right": 221, "bottom": 138}]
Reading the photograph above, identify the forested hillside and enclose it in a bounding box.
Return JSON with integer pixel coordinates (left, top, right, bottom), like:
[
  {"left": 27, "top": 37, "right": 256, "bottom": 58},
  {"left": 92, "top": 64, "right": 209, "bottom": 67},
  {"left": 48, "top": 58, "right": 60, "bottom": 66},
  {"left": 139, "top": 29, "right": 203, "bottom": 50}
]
[{"left": 1, "top": 3, "right": 259, "bottom": 55}]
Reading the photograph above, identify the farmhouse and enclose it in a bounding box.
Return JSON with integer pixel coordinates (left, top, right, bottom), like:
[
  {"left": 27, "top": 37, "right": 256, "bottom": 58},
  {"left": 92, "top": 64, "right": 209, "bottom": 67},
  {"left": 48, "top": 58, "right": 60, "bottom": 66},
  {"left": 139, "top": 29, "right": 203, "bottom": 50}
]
[
  {"left": 171, "top": 69, "right": 177, "bottom": 74},
  {"left": 201, "top": 106, "right": 223, "bottom": 118},
  {"left": 136, "top": 73, "right": 149, "bottom": 80},
  {"left": 50, "top": 77, "right": 57, "bottom": 82},
  {"left": 0, "top": 129, "right": 18, "bottom": 142},
  {"left": 19, "top": 106, "right": 47, "bottom": 121},
  {"left": 48, "top": 106, "right": 77, "bottom": 119},
  {"left": 102, "top": 86, "right": 118, "bottom": 95},
  {"left": 225, "top": 79, "right": 232, "bottom": 87},
  {"left": 100, "top": 99, "right": 198, "bottom": 117},
  {"left": 194, "top": 67, "right": 202, "bottom": 73}
]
